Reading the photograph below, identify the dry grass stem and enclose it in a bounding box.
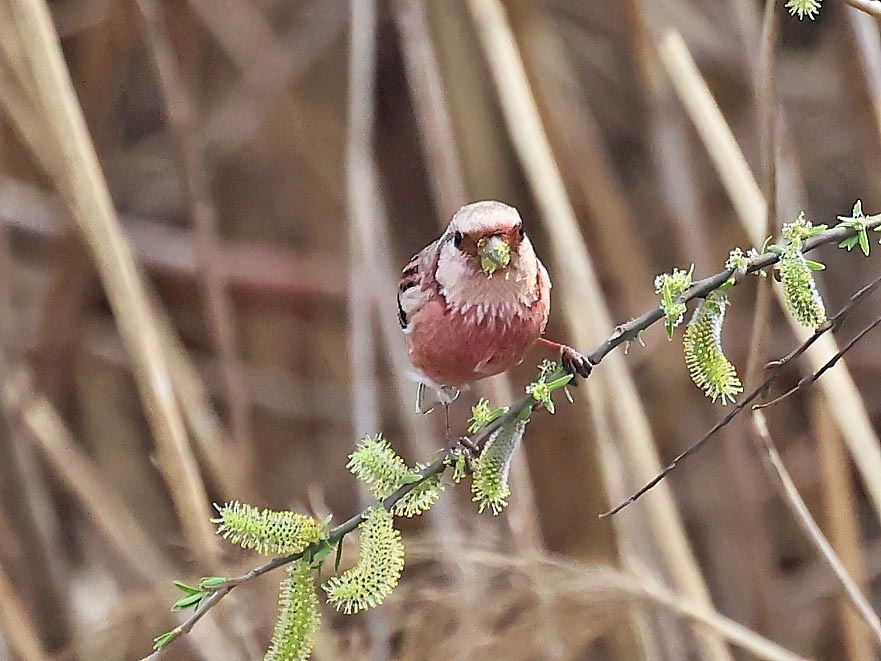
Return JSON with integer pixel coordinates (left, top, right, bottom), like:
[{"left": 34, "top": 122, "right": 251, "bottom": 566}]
[
  {"left": 406, "top": 544, "right": 808, "bottom": 661},
  {"left": 132, "top": 0, "right": 252, "bottom": 474},
  {"left": 814, "top": 397, "right": 875, "bottom": 660},
  {"left": 466, "top": 1, "right": 732, "bottom": 658},
  {"left": 2, "top": 368, "right": 175, "bottom": 583},
  {"left": 0, "top": 2, "right": 879, "bottom": 659},
  {"left": 847, "top": 0, "right": 881, "bottom": 18},
  {"left": 753, "top": 410, "right": 881, "bottom": 646},
  {"left": 347, "top": 0, "right": 458, "bottom": 536},
  {"left": 391, "top": 0, "right": 467, "bottom": 218},
  {"left": 0, "top": 559, "right": 48, "bottom": 661},
  {"left": 0, "top": 0, "right": 217, "bottom": 560}
]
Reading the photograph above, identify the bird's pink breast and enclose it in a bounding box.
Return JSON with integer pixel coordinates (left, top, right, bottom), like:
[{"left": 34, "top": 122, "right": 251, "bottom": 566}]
[{"left": 406, "top": 294, "right": 549, "bottom": 387}]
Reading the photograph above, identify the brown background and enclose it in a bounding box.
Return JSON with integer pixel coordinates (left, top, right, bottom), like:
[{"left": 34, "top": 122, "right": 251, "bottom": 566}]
[{"left": 1, "top": 1, "right": 881, "bottom": 659}]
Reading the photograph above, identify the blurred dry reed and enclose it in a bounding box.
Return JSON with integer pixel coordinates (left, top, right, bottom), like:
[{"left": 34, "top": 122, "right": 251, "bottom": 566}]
[{"left": 0, "top": 1, "right": 880, "bottom": 660}]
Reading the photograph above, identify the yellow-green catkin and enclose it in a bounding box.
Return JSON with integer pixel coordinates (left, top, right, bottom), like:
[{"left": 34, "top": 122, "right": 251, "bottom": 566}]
[
  {"left": 265, "top": 560, "right": 321, "bottom": 661},
  {"left": 682, "top": 292, "right": 743, "bottom": 405},
  {"left": 322, "top": 507, "right": 404, "bottom": 614},
  {"left": 347, "top": 435, "right": 443, "bottom": 517},
  {"left": 213, "top": 502, "right": 322, "bottom": 556},
  {"left": 779, "top": 247, "right": 827, "bottom": 329},
  {"left": 471, "top": 419, "right": 527, "bottom": 515}
]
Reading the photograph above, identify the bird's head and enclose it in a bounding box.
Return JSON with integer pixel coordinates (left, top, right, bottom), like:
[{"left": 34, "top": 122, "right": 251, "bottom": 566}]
[{"left": 446, "top": 201, "right": 527, "bottom": 277}]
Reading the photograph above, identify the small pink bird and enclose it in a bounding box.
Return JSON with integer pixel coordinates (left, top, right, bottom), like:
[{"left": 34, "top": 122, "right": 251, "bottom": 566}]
[{"left": 397, "top": 201, "right": 590, "bottom": 415}]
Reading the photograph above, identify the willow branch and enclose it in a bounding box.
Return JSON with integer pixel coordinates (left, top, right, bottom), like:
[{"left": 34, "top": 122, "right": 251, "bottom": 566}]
[
  {"left": 142, "top": 213, "right": 881, "bottom": 659},
  {"left": 601, "top": 269, "right": 881, "bottom": 518}
]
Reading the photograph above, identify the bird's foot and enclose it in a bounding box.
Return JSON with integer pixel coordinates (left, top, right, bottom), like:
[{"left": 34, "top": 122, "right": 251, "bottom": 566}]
[
  {"left": 561, "top": 346, "right": 592, "bottom": 378},
  {"left": 454, "top": 436, "right": 480, "bottom": 472},
  {"left": 457, "top": 435, "right": 480, "bottom": 454},
  {"left": 538, "top": 337, "right": 592, "bottom": 378}
]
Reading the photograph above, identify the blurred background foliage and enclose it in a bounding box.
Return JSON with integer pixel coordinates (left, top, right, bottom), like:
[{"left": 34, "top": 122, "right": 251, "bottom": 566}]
[{"left": 1, "top": 0, "right": 881, "bottom": 659}]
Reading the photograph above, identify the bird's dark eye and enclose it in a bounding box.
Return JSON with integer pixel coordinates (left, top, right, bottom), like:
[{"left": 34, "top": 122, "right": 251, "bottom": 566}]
[
  {"left": 454, "top": 231, "right": 463, "bottom": 247},
  {"left": 518, "top": 225, "right": 525, "bottom": 238}
]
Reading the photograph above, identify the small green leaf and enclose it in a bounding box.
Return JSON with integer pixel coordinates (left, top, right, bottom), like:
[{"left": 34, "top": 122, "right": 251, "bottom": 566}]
[
  {"left": 545, "top": 373, "right": 574, "bottom": 391},
  {"left": 839, "top": 235, "right": 860, "bottom": 250},
  {"left": 304, "top": 538, "right": 334, "bottom": 569},
  {"left": 198, "top": 576, "right": 227, "bottom": 590},
  {"left": 805, "top": 260, "right": 825, "bottom": 271},
  {"left": 172, "top": 591, "right": 206, "bottom": 611},
  {"left": 853, "top": 200, "right": 864, "bottom": 217},
  {"left": 173, "top": 581, "right": 201, "bottom": 596},
  {"left": 153, "top": 629, "right": 179, "bottom": 651},
  {"left": 768, "top": 244, "right": 785, "bottom": 256},
  {"left": 525, "top": 360, "right": 571, "bottom": 415},
  {"left": 860, "top": 230, "right": 870, "bottom": 256}
]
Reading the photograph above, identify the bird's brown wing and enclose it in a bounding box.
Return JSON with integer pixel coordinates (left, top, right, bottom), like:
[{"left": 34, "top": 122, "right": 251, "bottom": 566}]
[
  {"left": 397, "top": 252, "right": 422, "bottom": 330},
  {"left": 397, "top": 235, "right": 449, "bottom": 331}
]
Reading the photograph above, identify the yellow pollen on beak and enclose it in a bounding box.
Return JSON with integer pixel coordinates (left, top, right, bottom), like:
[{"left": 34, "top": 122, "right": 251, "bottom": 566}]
[{"left": 477, "top": 235, "right": 511, "bottom": 276}]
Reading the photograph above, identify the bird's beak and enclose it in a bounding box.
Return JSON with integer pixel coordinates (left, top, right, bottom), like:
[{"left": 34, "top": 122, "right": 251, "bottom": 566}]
[{"left": 477, "top": 235, "right": 511, "bottom": 276}]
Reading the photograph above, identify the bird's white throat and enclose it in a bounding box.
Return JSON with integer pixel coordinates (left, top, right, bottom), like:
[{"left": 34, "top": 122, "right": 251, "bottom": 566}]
[{"left": 435, "top": 237, "right": 539, "bottom": 321}]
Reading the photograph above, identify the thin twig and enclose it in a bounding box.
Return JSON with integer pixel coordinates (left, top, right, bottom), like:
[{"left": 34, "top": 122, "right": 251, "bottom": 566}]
[
  {"left": 752, "top": 410, "right": 881, "bottom": 645},
  {"left": 601, "top": 271, "right": 881, "bottom": 517},
  {"left": 753, "top": 313, "right": 881, "bottom": 410},
  {"left": 142, "top": 217, "right": 881, "bottom": 657},
  {"left": 600, "top": 383, "right": 769, "bottom": 519}
]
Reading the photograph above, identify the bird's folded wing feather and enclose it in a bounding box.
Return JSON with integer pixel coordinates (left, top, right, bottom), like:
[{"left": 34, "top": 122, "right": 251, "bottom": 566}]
[{"left": 397, "top": 241, "right": 437, "bottom": 332}]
